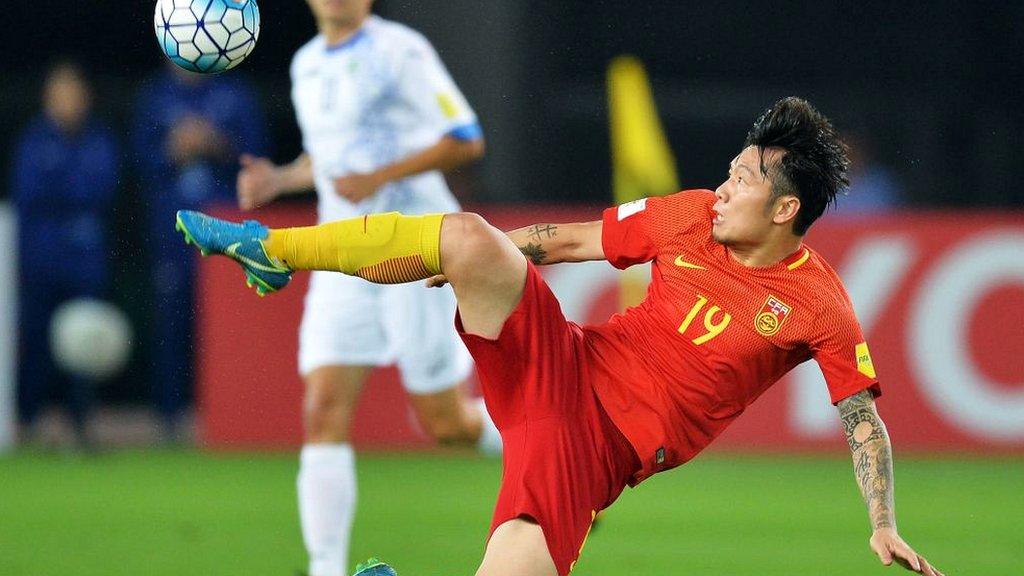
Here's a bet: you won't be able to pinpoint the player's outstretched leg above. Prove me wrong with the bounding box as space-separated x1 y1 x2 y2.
351 558 397 576
260 210 525 338
175 210 292 296
174 210 528 337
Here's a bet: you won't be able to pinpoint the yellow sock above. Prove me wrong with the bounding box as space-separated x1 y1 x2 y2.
262 212 444 284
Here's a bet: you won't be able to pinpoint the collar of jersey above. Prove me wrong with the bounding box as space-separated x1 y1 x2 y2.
324 27 367 53
719 243 809 276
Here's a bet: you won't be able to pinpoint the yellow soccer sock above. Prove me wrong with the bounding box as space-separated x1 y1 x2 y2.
262 212 444 284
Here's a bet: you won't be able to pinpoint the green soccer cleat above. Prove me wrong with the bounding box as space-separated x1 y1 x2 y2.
175 210 292 296
352 558 397 576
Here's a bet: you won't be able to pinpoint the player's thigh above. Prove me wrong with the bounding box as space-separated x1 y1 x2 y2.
476 518 558 576
440 213 527 340
299 275 390 441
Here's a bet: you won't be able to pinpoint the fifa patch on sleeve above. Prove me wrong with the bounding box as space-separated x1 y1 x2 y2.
436 93 460 119
617 198 647 221
855 342 876 379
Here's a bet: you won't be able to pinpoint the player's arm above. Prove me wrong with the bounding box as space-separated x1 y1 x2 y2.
506 221 604 265
426 220 602 288
837 390 943 576
379 134 484 186
237 152 314 211
336 32 486 204
333 135 484 204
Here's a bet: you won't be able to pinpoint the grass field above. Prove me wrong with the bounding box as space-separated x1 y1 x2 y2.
1 449 1020 575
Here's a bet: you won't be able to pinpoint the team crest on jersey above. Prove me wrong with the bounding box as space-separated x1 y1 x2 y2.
755 295 791 336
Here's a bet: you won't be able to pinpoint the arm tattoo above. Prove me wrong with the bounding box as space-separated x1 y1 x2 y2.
838 390 895 530
526 224 558 243
520 242 548 265
840 390 886 451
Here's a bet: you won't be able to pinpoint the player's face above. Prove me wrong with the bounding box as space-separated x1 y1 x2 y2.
712 146 780 246
306 0 372 27
44 68 91 132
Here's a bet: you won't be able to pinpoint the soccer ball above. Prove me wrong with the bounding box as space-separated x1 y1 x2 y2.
154 0 260 74
50 299 134 381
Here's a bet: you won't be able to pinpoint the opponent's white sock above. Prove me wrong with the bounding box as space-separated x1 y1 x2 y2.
475 397 503 455
298 443 356 576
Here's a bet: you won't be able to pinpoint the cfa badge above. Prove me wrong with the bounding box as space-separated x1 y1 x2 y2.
755 295 791 336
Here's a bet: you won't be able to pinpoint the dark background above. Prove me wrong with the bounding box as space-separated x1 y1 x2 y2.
1 1 1021 407
2 1 1021 206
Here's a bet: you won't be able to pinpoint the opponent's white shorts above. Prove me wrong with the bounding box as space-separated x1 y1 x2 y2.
298 270 473 395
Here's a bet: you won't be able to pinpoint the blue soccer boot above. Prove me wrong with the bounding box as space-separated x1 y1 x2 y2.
352 558 397 576
175 210 292 296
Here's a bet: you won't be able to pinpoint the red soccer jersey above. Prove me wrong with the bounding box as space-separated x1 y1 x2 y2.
587 189 880 484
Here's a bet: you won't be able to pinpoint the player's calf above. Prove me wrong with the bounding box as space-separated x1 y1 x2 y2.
409 388 482 446
263 212 444 283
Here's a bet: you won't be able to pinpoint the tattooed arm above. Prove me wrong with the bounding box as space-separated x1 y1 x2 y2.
505 221 604 265
840 390 895 530
425 221 604 288
838 390 943 576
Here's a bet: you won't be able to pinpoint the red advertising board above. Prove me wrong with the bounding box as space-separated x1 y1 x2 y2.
197 203 1024 452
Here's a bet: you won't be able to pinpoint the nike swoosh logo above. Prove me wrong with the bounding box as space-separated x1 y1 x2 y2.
674 256 706 270
225 242 287 274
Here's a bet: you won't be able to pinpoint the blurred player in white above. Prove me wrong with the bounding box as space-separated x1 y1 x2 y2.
235 2 500 575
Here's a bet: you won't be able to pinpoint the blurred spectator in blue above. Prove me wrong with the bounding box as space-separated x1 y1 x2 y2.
132 64 267 439
833 132 905 215
10 61 120 448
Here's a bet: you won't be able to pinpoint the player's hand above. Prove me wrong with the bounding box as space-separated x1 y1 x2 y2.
425 274 449 288
869 528 943 576
333 171 386 203
237 154 282 210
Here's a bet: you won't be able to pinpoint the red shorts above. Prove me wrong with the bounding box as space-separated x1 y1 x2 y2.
457 262 640 575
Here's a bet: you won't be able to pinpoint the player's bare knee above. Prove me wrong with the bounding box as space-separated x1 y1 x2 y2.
423 417 470 446
303 386 353 442
441 213 521 283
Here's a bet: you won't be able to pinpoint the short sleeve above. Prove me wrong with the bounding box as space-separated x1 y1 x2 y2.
393 33 480 140
601 190 716 269
602 197 658 269
811 298 882 404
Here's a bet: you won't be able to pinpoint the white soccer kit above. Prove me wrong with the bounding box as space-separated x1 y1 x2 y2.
290 16 478 391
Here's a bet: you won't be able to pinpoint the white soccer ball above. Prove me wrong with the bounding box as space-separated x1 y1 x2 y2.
50 299 134 381
154 0 261 74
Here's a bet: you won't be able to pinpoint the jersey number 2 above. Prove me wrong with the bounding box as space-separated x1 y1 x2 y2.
678 294 731 345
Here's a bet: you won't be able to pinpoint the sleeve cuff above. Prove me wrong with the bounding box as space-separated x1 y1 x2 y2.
445 122 483 141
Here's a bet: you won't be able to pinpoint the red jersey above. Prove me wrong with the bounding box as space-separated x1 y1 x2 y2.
587 189 880 483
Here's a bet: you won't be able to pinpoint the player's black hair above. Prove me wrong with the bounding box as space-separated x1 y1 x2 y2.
744 97 849 236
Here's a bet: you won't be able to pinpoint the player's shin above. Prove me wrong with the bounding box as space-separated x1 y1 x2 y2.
263 212 444 284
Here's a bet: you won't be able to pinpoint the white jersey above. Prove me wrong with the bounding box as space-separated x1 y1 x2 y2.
290 15 480 222
290 16 477 385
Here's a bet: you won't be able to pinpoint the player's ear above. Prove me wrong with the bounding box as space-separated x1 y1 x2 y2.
772 195 800 226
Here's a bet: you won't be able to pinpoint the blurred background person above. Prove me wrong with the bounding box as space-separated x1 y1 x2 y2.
233 1 498 575
132 63 267 440
832 131 905 215
10 60 120 449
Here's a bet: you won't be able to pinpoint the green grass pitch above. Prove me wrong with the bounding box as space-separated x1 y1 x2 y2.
1 450 1020 575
